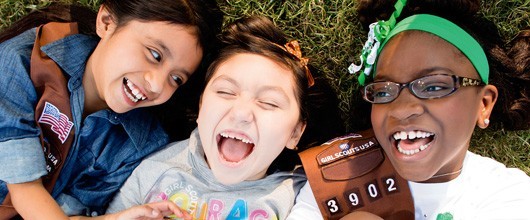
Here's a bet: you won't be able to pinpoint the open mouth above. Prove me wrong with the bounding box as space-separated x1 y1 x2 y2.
123 77 147 103
217 132 255 164
392 130 434 156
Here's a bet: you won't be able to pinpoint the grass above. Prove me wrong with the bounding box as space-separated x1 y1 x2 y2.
1 0 529 174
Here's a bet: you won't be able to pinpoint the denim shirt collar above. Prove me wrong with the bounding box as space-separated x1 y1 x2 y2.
40 34 158 151
116 109 157 150
41 34 98 91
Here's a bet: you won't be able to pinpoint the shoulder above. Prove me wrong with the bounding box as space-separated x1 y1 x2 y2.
262 167 308 199
142 138 191 164
125 138 192 188
464 151 530 182
0 29 39 120
462 151 530 201
0 28 36 54
0 28 36 72
132 131 199 175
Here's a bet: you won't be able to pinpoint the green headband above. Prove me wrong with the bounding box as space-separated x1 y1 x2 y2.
349 0 489 85
379 14 489 84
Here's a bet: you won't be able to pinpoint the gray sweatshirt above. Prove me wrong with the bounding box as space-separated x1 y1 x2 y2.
107 129 306 219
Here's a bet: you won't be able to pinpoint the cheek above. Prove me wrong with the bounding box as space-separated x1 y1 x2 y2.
433 97 477 123
197 98 222 129
160 87 178 102
370 106 386 127
261 115 298 146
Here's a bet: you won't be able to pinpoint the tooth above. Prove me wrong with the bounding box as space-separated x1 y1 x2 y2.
393 133 400 140
124 87 138 102
400 131 407 140
132 88 140 96
408 131 416 139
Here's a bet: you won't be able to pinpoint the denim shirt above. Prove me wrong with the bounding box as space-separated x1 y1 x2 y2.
0 27 170 215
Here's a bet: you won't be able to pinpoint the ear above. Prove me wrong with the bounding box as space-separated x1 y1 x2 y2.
286 121 307 150
96 5 117 38
196 95 204 124
477 85 498 129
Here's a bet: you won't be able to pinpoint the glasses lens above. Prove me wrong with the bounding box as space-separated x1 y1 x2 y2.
411 74 456 99
364 82 399 103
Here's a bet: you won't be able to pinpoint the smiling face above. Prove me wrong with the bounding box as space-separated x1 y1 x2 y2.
197 53 306 185
83 7 203 114
371 31 493 183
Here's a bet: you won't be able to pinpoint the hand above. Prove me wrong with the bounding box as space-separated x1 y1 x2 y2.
112 201 191 220
339 211 383 220
7 179 69 220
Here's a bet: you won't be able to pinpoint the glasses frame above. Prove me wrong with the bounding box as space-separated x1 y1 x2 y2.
362 74 485 104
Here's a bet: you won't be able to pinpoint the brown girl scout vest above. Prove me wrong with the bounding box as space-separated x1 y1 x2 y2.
299 129 415 220
0 22 77 219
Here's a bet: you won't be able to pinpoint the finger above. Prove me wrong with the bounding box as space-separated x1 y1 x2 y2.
146 201 190 219
116 205 163 220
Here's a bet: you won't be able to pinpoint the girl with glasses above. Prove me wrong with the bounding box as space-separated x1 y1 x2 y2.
289 0 530 219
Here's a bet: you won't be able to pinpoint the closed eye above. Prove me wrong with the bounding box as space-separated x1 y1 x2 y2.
258 101 279 109
216 89 236 97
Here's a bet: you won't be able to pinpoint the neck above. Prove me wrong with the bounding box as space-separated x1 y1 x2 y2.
423 168 463 183
82 55 107 117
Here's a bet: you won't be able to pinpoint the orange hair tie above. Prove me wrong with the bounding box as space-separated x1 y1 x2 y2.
279 40 315 88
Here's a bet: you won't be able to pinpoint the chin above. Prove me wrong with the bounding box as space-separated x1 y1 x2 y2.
214 173 244 185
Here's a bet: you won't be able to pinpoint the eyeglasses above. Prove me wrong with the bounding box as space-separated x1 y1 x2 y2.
363 74 485 104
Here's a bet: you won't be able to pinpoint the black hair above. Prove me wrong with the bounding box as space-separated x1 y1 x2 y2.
356 0 530 130
0 0 224 140
205 16 345 173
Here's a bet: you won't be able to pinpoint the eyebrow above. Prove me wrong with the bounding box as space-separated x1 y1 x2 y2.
375 67 455 82
257 86 291 104
212 75 291 103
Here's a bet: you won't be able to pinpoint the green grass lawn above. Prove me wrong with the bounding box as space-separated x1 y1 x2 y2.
1 0 528 174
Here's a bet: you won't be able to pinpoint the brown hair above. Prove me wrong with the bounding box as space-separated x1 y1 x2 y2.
206 16 345 172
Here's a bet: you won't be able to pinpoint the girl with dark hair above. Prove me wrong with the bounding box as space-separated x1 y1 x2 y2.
0 0 222 218
105 15 344 219
289 0 530 219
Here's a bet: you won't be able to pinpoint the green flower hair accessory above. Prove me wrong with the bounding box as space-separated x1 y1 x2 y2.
349 0 407 86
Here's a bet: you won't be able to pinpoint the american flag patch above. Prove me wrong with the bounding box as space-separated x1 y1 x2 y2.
38 102 74 144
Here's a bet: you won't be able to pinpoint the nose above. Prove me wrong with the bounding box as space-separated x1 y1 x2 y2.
144 70 167 95
230 96 254 125
388 88 425 121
